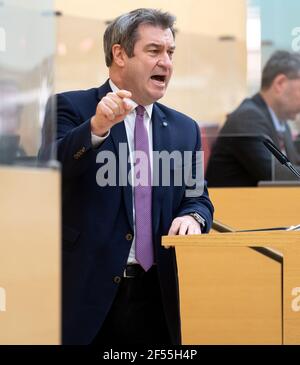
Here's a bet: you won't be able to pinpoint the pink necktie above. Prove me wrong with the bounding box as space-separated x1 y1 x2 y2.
134 105 154 271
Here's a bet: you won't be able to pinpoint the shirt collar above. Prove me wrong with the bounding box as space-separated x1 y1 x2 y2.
267 106 286 133
109 79 153 119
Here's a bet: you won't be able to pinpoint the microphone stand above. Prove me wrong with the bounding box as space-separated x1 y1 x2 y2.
263 138 300 180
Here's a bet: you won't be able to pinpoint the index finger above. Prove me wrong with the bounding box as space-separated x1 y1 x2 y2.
116 90 132 99
168 219 181 236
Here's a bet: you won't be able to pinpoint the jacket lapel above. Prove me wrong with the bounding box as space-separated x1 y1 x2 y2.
110 123 133 231
253 93 281 146
98 80 134 231
97 80 112 102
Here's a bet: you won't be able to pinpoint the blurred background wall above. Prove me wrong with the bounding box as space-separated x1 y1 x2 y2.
54 0 247 125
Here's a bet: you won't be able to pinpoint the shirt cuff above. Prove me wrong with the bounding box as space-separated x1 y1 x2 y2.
91 129 110 148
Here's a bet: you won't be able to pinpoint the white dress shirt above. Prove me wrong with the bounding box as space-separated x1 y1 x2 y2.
267 106 286 134
268 106 287 154
91 80 154 264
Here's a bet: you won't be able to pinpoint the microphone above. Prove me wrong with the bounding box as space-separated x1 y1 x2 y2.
263 138 300 179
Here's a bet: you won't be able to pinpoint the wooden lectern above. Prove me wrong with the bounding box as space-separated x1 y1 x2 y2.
162 231 300 345
162 187 300 345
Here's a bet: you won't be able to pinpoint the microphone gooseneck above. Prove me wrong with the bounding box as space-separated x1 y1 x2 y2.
263 138 300 179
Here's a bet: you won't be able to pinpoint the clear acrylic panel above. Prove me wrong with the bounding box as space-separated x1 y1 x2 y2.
204 131 300 186
55 10 246 125
54 11 248 188
0 0 55 166
247 0 300 137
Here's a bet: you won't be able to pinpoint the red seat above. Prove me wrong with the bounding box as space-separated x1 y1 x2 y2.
198 123 219 175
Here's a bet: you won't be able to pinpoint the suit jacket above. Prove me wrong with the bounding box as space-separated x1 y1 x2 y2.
40 80 214 345
206 93 300 187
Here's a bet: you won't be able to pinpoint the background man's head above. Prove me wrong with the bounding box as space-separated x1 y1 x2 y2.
261 50 300 120
103 8 176 105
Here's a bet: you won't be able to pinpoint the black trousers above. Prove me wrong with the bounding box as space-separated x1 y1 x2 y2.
91 265 171 345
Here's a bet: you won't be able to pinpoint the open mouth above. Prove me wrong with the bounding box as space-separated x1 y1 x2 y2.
150 75 166 83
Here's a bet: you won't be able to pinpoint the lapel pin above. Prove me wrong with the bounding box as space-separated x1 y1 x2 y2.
162 121 168 127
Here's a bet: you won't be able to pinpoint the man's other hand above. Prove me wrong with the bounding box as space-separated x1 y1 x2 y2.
168 215 202 236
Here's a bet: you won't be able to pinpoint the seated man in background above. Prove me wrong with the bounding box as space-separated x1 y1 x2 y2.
206 50 300 187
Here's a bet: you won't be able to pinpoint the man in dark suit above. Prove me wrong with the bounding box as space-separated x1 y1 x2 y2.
206 51 300 187
40 8 213 345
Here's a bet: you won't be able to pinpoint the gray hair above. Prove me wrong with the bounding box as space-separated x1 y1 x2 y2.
103 8 176 67
261 50 300 90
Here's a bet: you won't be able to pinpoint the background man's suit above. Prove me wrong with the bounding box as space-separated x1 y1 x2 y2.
41 80 214 344
206 93 300 187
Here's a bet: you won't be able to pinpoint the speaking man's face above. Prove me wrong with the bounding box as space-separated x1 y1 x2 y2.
121 24 175 106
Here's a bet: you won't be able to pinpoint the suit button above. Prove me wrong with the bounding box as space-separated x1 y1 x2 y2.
125 233 133 241
113 276 122 284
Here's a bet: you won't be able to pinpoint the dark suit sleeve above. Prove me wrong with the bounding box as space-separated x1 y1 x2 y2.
175 121 214 232
39 93 107 180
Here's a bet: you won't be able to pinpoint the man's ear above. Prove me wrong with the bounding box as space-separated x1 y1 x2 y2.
111 44 126 67
273 73 288 94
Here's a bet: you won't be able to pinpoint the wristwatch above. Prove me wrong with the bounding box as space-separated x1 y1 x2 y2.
189 212 206 228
